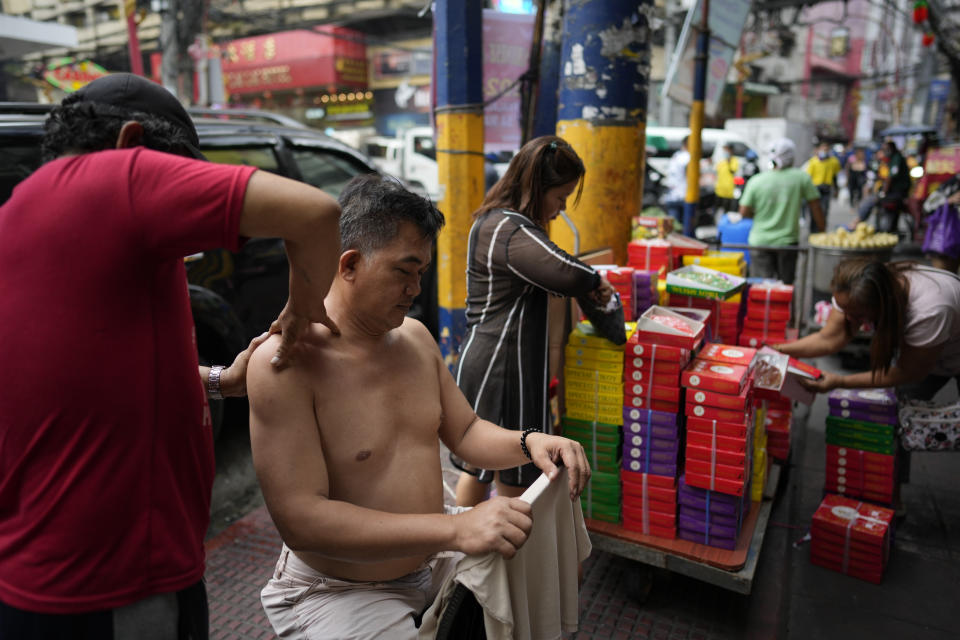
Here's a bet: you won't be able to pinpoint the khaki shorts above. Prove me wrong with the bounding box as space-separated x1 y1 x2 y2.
261 507 467 640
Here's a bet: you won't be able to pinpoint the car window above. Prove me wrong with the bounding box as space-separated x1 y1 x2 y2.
290 148 370 198
202 146 281 172
413 135 436 161
0 143 43 205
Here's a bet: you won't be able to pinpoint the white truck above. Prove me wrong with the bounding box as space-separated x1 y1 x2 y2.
362 126 440 201
722 118 814 170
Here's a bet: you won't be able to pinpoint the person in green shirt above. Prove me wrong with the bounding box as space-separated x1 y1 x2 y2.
739 138 825 284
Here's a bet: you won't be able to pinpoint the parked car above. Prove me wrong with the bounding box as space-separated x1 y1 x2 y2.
0 104 439 438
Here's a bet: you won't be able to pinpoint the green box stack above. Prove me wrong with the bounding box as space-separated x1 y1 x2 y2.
561 416 622 474
825 416 897 456
580 469 622 523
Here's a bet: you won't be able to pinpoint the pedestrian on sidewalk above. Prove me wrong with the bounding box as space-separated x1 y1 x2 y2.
664 134 693 235
247 174 592 639
451 135 614 507
739 138 824 284
805 141 842 229
714 142 739 214
847 147 868 208
0 74 342 638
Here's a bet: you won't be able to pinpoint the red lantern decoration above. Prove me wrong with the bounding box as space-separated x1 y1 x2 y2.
913 0 929 23
922 32 935 47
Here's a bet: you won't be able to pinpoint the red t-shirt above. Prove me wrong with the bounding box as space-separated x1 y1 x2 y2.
0 148 256 613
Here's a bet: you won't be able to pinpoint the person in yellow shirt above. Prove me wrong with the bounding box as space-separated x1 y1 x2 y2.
714 142 739 213
806 141 842 227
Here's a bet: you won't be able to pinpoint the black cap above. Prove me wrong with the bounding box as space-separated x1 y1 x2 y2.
72 73 204 160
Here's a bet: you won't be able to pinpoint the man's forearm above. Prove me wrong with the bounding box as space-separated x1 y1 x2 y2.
276 497 457 561
453 419 529 470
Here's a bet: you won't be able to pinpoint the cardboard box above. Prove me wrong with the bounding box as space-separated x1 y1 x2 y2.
566 406 623 425
826 445 896 474
622 503 677 528
666 265 746 301
685 457 746 481
623 458 678 476
623 431 680 452
678 505 740 528
743 316 789 333
623 394 680 413
621 468 677 489
568 322 626 351
564 366 621 386
681 359 750 395
634 306 706 350
682 251 746 268
624 335 690 362
562 424 620 446
748 282 794 303
624 367 682 387
566 356 624 375
829 407 898 425
561 416 620 433
828 388 897 414
685 401 750 424
624 382 681 403
685 471 746 496
565 344 624 363
622 515 676 539
686 443 746 467
624 447 678 467
686 416 750 439
624 356 685 376
687 384 752 411
623 407 679 427
678 513 740 539
565 377 624 397
565 388 622 406
677 491 742 517
686 429 748 453
697 343 757 368
811 494 894 547
738 332 781 349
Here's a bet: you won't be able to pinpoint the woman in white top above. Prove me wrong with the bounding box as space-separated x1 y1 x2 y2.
774 259 960 398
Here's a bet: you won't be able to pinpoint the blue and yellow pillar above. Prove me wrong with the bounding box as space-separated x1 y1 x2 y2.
553 2 653 265
682 0 710 237
434 0 484 366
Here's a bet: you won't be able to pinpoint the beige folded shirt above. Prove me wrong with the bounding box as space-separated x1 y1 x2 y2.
418 468 592 640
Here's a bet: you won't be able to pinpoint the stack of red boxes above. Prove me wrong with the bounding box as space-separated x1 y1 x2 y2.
597 266 635 322
668 296 743 344
627 239 672 278
620 307 702 539
762 396 793 462
666 232 708 270
824 388 899 505
739 282 793 348
680 346 756 504
810 494 895 584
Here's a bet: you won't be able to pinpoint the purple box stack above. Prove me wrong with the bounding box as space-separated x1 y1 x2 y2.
621 408 680 477
677 475 751 550
632 270 659 318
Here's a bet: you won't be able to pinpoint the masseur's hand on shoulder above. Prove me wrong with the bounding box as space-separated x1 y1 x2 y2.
526 433 591 500
218 331 273 397
453 497 533 558
268 296 339 368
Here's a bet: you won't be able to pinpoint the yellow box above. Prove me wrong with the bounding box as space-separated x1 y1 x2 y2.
565 355 625 374
564 366 622 386
566 406 623 424
565 377 624 397
682 251 745 267
565 344 623 364
565 389 623 407
568 324 625 351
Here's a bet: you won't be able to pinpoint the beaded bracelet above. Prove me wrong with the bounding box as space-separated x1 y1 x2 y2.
520 428 539 460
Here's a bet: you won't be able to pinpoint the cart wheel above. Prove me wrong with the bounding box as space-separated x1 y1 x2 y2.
625 562 654 603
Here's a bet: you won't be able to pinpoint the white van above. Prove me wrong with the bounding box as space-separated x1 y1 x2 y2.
645 126 754 178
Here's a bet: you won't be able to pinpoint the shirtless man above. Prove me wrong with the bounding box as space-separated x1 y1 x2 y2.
248 174 591 639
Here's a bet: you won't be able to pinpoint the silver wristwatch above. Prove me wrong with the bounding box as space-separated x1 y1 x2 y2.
207 365 225 400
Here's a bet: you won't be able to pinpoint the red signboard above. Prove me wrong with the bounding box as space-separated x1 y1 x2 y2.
221 27 367 94
482 10 535 152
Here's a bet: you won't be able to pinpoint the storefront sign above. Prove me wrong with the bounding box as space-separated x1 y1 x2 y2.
43 57 107 92
222 28 367 94
483 10 535 152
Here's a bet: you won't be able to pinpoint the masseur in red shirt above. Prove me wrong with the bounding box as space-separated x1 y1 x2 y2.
0 74 341 638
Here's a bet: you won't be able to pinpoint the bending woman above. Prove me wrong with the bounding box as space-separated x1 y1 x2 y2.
452 135 613 505
774 259 960 399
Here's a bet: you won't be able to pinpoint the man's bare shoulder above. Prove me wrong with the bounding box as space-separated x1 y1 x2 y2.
248 327 335 393
399 316 441 351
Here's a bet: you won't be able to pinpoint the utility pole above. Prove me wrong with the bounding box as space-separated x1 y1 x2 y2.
156 0 205 101
660 0 675 126
434 0 484 366
530 0 564 140
553 1 653 265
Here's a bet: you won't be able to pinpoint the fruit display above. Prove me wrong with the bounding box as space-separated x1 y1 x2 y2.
808 223 898 249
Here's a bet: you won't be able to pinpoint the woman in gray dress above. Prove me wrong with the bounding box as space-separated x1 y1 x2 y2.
452 135 613 505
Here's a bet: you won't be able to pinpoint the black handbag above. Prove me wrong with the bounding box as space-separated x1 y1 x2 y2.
576 291 627 345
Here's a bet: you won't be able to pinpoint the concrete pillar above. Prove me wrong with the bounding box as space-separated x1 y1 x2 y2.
553 0 653 265
434 0 484 367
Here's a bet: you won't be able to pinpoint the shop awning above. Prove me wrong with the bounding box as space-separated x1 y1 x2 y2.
0 15 78 59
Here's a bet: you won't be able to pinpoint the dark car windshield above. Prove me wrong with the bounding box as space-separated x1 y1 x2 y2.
290 147 372 198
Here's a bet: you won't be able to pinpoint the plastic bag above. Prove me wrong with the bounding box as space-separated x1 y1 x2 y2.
922 203 960 258
898 399 960 451
576 291 627 345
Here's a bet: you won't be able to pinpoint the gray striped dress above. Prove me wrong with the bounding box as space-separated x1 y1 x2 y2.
452 208 601 487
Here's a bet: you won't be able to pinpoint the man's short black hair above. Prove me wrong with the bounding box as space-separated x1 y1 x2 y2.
41 101 197 163
338 174 445 255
